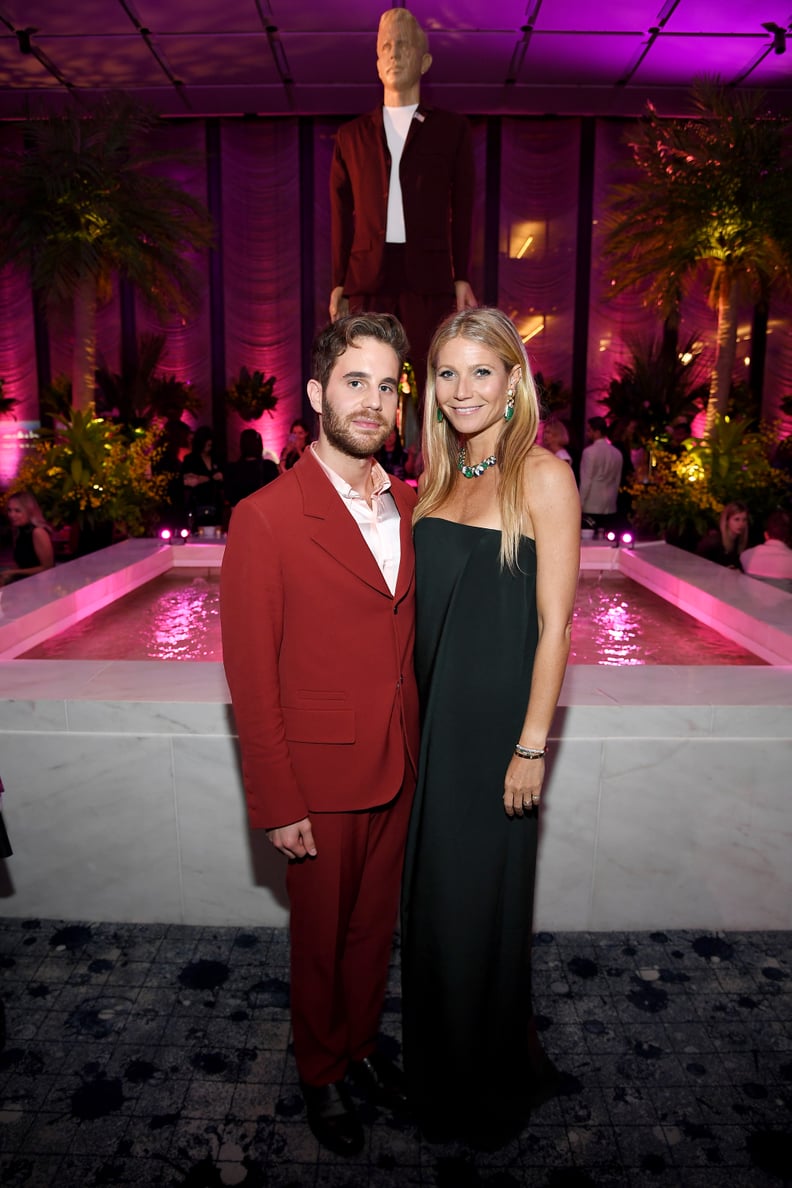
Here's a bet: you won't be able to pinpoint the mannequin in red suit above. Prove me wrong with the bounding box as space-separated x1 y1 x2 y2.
221 313 419 1157
329 8 477 400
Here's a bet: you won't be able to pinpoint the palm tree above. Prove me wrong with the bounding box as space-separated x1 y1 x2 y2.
603 79 792 434
0 95 213 411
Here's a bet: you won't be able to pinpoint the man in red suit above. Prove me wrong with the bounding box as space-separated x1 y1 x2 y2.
329 8 476 398
221 313 419 1156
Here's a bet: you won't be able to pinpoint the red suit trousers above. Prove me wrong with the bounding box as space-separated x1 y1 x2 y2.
286 777 414 1086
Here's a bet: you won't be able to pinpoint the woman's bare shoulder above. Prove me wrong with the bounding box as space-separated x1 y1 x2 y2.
524 446 578 499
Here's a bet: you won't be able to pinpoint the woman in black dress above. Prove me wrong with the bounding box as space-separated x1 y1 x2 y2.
181 426 225 528
696 501 749 569
1 491 54 585
401 308 580 1149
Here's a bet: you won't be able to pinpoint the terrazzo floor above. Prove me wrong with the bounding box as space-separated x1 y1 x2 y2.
0 919 790 1187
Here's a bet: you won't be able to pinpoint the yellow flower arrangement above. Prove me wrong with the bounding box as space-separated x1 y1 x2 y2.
8 408 168 536
629 417 791 540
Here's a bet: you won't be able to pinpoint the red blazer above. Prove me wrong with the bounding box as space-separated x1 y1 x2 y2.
221 449 419 831
330 104 474 298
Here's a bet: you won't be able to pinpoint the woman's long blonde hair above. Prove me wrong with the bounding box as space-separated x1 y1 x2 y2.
719 500 749 555
414 307 541 570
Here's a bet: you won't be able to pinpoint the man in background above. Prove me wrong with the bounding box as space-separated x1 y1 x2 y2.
579 416 624 532
741 509 792 590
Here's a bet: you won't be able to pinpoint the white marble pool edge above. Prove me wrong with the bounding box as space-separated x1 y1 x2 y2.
1 538 790 932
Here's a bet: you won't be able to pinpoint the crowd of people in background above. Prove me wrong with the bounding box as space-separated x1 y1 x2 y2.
0 314 786 573
2 402 791 594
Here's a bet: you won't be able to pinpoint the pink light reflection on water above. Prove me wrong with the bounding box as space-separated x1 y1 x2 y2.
22 569 767 666
571 573 765 666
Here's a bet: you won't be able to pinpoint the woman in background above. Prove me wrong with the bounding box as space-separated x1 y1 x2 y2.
541 419 573 464
182 426 225 527
279 418 311 473
225 428 279 507
1 491 54 585
697 501 749 569
401 308 580 1149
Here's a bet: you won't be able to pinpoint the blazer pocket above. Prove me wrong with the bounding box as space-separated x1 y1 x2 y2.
283 706 355 744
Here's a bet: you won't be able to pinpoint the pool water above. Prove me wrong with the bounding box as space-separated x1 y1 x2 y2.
21 568 766 666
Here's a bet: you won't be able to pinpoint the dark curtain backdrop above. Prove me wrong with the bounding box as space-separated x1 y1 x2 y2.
1 112 790 485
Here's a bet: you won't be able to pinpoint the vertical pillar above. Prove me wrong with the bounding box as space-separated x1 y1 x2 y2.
750 303 768 420
483 117 501 307
571 117 596 445
205 118 227 457
299 117 315 420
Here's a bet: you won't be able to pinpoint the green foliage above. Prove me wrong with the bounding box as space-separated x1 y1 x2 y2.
225 367 278 422
604 79 792 319
629 416 791 540
603 78 792 422
0 376 18 418
95 333 202 425
534 372 573 418
601 336 709 447
9 405 167 534
0 95 214 314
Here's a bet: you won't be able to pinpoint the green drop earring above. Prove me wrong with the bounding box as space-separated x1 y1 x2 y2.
504 388 515 422
436 407 444 423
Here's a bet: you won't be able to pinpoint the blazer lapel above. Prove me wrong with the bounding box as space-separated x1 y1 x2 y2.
296 451 392 597
404 103 431 154
391 482 416 604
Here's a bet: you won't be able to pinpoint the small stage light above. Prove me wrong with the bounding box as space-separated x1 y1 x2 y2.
159 528 172 540
180 528 190 539
621 531 634 547
606 530 617 546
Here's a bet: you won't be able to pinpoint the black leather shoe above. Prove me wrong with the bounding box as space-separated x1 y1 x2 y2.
301 1080 364 1156
348 1052 409 1113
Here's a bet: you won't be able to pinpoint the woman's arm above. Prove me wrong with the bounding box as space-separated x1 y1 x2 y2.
503 454 580 817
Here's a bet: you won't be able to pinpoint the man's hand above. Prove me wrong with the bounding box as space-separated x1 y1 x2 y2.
266 817 318 859
329 287 349 323
454 280 477 311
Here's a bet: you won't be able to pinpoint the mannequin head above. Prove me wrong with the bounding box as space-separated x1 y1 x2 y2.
376 9 432 104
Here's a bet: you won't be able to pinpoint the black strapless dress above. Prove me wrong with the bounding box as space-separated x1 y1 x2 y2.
401 518 560 1148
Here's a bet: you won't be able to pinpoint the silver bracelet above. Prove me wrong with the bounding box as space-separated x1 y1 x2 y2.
514 743 547 760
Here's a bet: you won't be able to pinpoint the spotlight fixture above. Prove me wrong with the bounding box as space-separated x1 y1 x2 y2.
159 528 172 540
762 21 787 54
605 531 635 549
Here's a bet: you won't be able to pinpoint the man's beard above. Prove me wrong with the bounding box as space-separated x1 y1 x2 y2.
321 394 393 459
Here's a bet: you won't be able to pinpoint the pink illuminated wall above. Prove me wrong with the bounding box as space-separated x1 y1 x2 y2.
133 123 212 425
1 112 790 489
221 121 302 462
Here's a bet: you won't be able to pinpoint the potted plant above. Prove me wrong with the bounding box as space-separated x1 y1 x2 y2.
627 415 791 544
600 336 709 450
8 405 168 554
0 377 19 419
95 333 203 427
225 367 278 422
